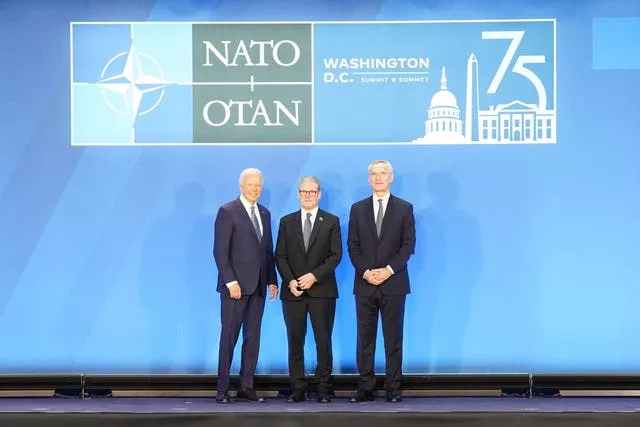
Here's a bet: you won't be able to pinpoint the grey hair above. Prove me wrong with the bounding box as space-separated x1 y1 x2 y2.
368 160 393 175
299 175 321 191
238 168 264 185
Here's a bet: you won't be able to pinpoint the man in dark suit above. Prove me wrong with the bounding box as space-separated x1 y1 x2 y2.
347 160 416 403
275 176 342 403
213 168 278 404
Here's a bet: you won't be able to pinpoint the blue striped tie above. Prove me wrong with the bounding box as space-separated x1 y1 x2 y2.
250 206 262 241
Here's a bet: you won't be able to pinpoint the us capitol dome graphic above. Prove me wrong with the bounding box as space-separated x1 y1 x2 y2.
413 66 465 144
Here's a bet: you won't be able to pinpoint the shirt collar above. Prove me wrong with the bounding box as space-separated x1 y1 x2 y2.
239 195 257 210
301 206 319 218
372 192 391 204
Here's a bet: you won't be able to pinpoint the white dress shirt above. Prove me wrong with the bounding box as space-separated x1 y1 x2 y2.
226 195 263 289
239 194 263 235
372 192 391 223
365 192 394 277
301 206 319 230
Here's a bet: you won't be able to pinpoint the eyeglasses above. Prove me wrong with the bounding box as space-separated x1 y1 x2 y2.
299 190 319 197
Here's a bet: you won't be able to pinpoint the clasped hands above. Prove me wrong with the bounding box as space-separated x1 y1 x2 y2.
364 268 392 286
288 273 317 297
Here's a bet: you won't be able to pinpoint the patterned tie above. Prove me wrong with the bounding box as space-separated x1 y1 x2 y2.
250 205 262 241
303 212 312 251
376 199 384 238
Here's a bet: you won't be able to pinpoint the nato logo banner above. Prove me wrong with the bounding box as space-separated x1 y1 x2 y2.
70 20 555 146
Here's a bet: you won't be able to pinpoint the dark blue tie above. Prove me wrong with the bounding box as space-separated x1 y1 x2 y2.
303 212 312 251
250 205 262 241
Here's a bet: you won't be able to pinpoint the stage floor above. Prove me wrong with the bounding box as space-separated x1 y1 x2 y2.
2 397 640 427
1 396 640 413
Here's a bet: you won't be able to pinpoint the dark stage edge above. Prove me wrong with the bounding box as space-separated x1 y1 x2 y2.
2 397 640 427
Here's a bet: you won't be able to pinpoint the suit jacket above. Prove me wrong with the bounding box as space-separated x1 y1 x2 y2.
347 194 416 296
275 209 342 300
213 198 277 296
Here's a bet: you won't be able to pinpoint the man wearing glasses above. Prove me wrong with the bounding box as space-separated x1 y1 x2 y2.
275 176 342 403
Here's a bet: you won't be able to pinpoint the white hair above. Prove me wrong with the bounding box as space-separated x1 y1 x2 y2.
368 160 393 175
238 168 264 185
299 175 321 191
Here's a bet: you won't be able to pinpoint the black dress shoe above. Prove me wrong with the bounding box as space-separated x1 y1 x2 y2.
216 392 230 404
287 389 306 403
349 390 375 403
236 388 265 402
386 390 402 402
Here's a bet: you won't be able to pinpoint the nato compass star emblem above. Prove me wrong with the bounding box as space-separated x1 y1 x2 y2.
98 44 167 123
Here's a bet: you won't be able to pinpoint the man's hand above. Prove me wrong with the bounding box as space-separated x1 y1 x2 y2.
371 268 392 284
228 283 242 300
363 270 381 286
297 273 317 290
362 270 377 286
289 280 303 297
364 268 392 286
268 284 279 301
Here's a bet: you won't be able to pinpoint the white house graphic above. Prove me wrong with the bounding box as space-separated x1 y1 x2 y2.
413 52 556 144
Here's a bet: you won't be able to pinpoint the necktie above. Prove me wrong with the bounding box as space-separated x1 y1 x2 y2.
376 199 384 237
250 205 262 241
303 212 312 251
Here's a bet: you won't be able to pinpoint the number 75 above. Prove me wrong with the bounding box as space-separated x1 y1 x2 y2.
482 30 547 110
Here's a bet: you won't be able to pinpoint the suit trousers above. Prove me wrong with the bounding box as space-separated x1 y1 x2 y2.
217 289 266 393
282 295 336 392
355 289 406 392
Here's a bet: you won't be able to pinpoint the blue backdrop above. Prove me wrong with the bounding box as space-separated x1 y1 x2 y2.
1 0 640 375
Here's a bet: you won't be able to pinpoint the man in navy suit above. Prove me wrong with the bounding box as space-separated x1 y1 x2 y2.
275 176 342 403
347 160 416 403
213 168 278 403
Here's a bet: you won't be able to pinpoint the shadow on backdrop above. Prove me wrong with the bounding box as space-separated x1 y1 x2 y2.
411 171 482 373
139 182 216 374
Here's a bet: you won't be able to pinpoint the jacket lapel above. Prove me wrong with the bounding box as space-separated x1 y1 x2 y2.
307 210 324 251
258 205 268 245
293 212 305 252
364 197 378 239
378 195 396 241
235 198 261 245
